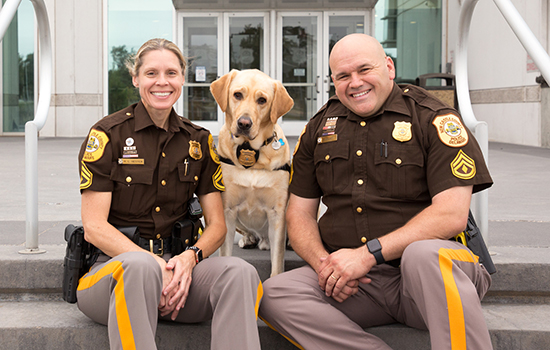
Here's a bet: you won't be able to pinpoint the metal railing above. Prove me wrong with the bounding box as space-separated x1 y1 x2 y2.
0 0 52 254
456 0 550 245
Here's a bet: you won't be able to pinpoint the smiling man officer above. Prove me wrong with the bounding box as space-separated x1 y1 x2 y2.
259 33 494 350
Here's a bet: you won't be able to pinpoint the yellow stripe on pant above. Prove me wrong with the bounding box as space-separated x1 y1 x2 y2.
438 248 479 350
78 261 136 350
254 282 264 319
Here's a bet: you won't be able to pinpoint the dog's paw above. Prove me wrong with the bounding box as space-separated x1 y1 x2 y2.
238 235 258 249
257 240 270 251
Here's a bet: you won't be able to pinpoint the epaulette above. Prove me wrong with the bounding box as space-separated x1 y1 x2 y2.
399 84 455 113
94 104 137 131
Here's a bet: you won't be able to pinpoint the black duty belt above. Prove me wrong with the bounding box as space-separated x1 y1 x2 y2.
138 236 172 256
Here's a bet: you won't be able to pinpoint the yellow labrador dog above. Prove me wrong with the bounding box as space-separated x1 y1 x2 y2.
210 69 294 277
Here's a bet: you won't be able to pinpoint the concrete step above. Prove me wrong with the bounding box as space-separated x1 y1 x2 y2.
2 244 550 301
1 300 550 350
2 243 550 349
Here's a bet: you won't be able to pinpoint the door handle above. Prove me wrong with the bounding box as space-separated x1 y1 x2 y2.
315 76 320 94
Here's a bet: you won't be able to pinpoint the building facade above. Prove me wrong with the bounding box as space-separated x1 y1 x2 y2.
1 0 549 147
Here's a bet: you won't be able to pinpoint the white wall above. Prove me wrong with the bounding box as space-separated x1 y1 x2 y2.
40 0 104 137
446 0 549 147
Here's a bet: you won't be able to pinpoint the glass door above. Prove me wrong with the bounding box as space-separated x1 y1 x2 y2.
225 13 268 73
277 12 322 135
178 12 268 134
178 13 223 133
323 12 370 102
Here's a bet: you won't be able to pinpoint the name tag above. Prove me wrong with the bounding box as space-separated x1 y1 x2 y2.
118 158 144 165
317 134 338 144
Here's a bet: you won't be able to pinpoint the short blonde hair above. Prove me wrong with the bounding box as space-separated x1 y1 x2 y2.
126 38 186 77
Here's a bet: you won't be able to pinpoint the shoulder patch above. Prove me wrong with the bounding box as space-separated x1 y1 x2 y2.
450 150 476 180
212 165 225 191
83 129 109 162
293 125 307 156
208 134 220 164
80 161 93 190
432 113 468 147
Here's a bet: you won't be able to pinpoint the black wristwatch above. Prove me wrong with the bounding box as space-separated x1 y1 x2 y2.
366 239 385 265
185 246 203 263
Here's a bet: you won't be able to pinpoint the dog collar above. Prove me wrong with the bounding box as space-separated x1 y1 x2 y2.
219 133 290 172
222 132 284 169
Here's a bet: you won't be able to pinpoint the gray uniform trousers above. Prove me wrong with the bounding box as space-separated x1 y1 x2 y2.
259 239 492 350
77 251 262 350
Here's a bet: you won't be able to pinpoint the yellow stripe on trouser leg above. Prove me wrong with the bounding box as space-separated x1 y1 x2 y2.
78 261 136 350
438 248 478 350
254 282 264 319
259 316 305 350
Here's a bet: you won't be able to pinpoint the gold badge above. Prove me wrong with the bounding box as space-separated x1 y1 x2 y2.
83 129 109 162
392 121 412 142
189 141 202 160
432 114 468 147
450 150 476 180
238 149 257 167
208 134 220 164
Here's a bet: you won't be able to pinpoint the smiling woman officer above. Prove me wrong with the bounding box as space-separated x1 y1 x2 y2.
76 38 262 350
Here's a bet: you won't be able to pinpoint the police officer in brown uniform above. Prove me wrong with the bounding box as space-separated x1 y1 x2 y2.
259 33 494 349
76 38 262 350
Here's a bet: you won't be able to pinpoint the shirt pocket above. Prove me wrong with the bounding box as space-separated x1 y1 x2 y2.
110 165 155 217
372 143 427 199
177 159 200 200
314 140 351 194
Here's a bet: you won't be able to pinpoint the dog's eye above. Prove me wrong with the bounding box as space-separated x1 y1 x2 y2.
257 97 267 105
234 92 243 100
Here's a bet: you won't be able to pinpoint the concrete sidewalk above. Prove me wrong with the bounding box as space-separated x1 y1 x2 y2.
1 136 549 248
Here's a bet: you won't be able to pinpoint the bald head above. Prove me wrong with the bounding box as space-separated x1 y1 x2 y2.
330 34 387 72
329 34 395 118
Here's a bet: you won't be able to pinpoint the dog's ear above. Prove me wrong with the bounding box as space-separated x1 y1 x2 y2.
210 70 239 113
270 80 294 124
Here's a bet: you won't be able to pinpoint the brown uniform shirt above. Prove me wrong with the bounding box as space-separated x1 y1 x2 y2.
290 83 493 252
78 101 224 240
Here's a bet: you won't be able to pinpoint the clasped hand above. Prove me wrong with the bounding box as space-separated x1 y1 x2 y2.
317 247 373 303
156 250 196 320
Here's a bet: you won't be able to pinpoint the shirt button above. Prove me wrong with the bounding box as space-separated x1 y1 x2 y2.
361 237 367 243
395 158 402 165
357 179 364 185
404 88 410 93
155 207 161 213
356 150 362 156
126 112 131 116
356 207 363 213
360 121 366 127
325 155 330 161
194 176 199 181
161 180 166 186
156 234 161 239
126 176 132 183
162 152 166 158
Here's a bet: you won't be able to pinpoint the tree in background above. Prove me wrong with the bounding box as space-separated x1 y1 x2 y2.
108 45 139 114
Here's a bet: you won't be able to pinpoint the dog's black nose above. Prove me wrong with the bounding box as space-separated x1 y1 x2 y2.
237 117 252 131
